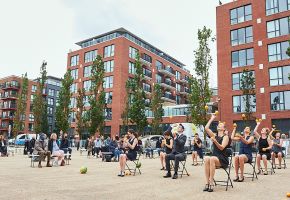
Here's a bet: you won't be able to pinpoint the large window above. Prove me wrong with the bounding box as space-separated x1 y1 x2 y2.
84 50 97 63
70 55 79 66
71 69 78 80
268 41 289 62
143 83 151 92
83 80 92 91
267 17 290 38
232 48 254 67
105 108 112 120
141 53 152 63
143 68 152 78
104 45 115 58
103 76 114 89
83 95 90 107
176 71 181 80
70 97 76 108
48 89 55 96
156 74 162 83
233 95 256 113
70 83 77 93
31 85 37 93
47 107 53 115
129 46 138 59
156 60 163 70
105 92 113 104
269 66 290 86
176 83 181 92
104 60 114 73
231 26 253 46
129 62 136 74
29 114 34 122
266 0 290 15
83 65 92 78
47 98 54 106
232 71 255 90
230 4 252 25
270 91 290 110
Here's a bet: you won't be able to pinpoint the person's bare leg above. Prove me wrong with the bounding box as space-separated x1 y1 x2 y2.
278 152 282 167
271 153 275 166
239 155 248 178
194 152 198 164
209 157 220 185
262 155 268 173
256 154 261 172
204 157 210 184
192 152 195 164
234 155 239 178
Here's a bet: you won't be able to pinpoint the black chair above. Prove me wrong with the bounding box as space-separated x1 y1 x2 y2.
281 147 287 169
125 153 142 176
242 150 258 181
169 154 189 178
214 148 234 191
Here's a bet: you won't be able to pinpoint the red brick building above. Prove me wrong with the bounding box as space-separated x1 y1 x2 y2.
67 28 192 136
217 0 290 133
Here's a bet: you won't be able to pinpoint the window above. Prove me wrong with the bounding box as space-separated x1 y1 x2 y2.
70 55 79 66
30 94 35 102
83 95 90 107
103 76 114 89
176 83 181 92
29 114 34 122
176 95 181 105
104 45 115 58
176 71 181 80
48 89 54 97
47 107 53 115
71 69 78 80
48 117 53 124
141 53 152 63
232 48 254 67
231 26 253 46
31 85 37 92
268 41 289 62
156 60 163 70
49 125 52 133
47 98 54 106
143 83 151 92
84 66 92 78
104 60 114 73
129 62 136 74
69 111 76 123
156 74 162 84
267 17 290 38
233 95 256 113
105 108 112 120
56 91 59 99
270 91 290 110
28 123 34 131
232 71 255 90
266 0 290 15
70 83 77 93
230 5 252 25
269 66 290 86
70 97 76 108
83 80 92 91
84 50 97 63
143 68 152 78
105 92 113 104
129 46 138 59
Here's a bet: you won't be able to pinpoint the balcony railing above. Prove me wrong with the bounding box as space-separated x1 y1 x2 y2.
140 58 152 66
0 93 18 99
161 93 176 103
160 80 176 90
143 70 152 80
180 88 190 95
0 104 17 109
0 115 14 120
0 82 20 90
158 66 175 77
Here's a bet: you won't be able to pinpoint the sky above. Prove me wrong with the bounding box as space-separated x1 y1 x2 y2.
0 0 232 87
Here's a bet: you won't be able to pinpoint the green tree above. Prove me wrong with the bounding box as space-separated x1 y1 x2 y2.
121 81 131 135
55 69 73 133
240 68 256 125
33 61 47 134
87 55 106 136
188 26 214 132
41 103 49 134
13 73 28 137
76 88 87 139
150 83 164 135
127 53 148 135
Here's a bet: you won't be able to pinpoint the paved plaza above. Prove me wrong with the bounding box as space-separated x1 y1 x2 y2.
0 149 290 200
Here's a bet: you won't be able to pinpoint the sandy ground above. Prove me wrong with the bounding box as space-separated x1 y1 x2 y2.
0 149 289 200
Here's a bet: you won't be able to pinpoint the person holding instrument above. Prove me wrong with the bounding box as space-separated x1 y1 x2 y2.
191 133 203 166
160 131 173 170
203 114 229 192
231 125 254 182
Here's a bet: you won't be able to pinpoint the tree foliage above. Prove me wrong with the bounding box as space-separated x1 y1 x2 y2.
121 81 131 135
150 83 163 135
76 88 87 138
55 69 73 133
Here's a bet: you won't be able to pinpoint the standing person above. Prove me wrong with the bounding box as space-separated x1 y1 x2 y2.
23 133 29 155
191 133 204 166
94 137 102 158
203 114 229 192
74 133 80 151
48 133 65 166
60 133 72 160
0 135 7 157
271 132 283 169
231 126 254 182
117 129 138 177
254 122 273 175
163 124 187 179
144 138 153 158
33 133 52 168
28 136 36 155
86 136 94 157
160 131 173 170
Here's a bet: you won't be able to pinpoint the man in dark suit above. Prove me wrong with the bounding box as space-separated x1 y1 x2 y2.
163 124 187 179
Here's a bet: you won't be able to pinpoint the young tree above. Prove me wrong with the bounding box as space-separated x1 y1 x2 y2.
127 53 148 135
150 83 164 135
188 26 214 132
41 103 49 134
87 55 106 136
240 68 256 125
76 88 87 139
33 61 47 134
13 73 28 137
121 81 131 135
55 69 73 133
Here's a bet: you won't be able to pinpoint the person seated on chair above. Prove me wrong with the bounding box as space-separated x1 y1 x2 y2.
231 125 254 182
60 133 72 160
28 136 36 155
160 131 173 170
33 133 52 168
254 122 273 175
87 136 94 157
163 124 187 179
48 133 65 166
192 133 203 166
0 135 8 157
94 137 102 158
271 132 284 169
156 136 162 156
117 129 138 177
23 133 30 155
144 138 154 158
203 114 230 192
109 136 121 161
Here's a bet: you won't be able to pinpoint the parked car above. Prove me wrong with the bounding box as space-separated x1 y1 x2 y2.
8 134 37 145
141 135 163 148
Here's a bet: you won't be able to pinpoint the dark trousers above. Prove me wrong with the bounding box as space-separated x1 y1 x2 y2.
38 151 51 164
165 153 186 174
61 148 72 158
94 147 101 156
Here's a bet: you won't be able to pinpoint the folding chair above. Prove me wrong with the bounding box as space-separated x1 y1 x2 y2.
125 153 142 176
282 147 287 169
29 154 40 168
170 154 189 178
242 150 258 181
214 148 233 191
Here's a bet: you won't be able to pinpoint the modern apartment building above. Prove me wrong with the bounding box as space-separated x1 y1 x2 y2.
67 28 192 136
217 0 290 133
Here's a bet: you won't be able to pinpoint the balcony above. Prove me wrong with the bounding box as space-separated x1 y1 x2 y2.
143 85 152 95
180 88 190 95
160 80 176 90
0 104 17 110
0 125 9 130
0 116 14 121
140 58 152 67
158 66 175 77
0 93 18 100
179 78 189 84
161 93 176 103
143 70 152 81
0 82 20 90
